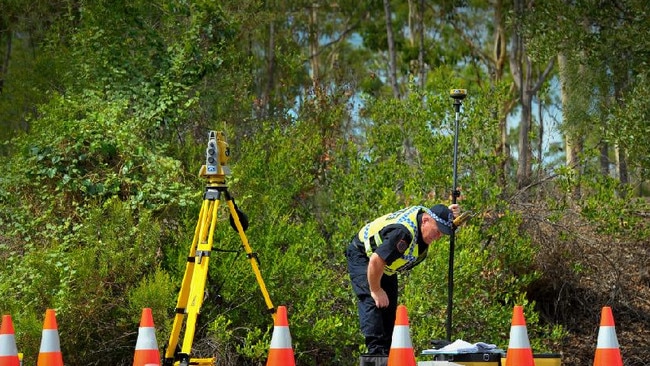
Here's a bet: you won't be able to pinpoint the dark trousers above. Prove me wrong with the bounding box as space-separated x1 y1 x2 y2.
346 240 399 355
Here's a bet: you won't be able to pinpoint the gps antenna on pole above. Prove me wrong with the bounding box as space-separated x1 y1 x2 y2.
446 88 466 341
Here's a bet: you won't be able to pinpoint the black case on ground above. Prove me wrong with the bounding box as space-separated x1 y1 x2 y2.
433 352 504 363
359 354 388 366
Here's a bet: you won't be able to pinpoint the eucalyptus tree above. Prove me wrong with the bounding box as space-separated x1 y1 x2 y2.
582 0 650 187
508 0 556 189
522 0 650 192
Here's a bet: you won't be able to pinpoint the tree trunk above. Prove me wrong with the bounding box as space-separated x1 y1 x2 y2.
383 0 400 99
615 145 628 185
0 29 12 94
510 0 554 190
309 3 320 86
517 77 534 188
558 54 575 167
407 0 415 46
599 98 610 176
612 63 629 186
493 0 509 186
537 96 544 178
599 142 610 175
509 0 530 189
558 50 585 199
418 0 425 89
258 20 276 119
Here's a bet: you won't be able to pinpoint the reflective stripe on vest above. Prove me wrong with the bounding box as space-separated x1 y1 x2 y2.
357 206 424 275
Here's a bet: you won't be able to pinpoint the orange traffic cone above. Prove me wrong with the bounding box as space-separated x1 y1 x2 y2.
266 306 295 366
133 308 160 366
0 315 20 366
37 309 64 366
387 305 416 366
504 305 535 366
593 306 623 366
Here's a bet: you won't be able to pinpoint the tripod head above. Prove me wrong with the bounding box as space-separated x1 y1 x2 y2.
201 131 231 179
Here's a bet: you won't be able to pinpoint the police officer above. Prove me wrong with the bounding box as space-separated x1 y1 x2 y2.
345 203 460 356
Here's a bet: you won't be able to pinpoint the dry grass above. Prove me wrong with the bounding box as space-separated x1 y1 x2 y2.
515 199 650 365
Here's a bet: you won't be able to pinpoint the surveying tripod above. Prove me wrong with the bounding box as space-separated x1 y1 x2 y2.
163 131 276 366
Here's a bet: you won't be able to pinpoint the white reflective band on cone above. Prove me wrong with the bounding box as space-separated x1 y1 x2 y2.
135 328 158 350
269 326 292 348
390 325 413 348
596 326 620 348
508 325 531 348
0 334 18 355
39 329 61 352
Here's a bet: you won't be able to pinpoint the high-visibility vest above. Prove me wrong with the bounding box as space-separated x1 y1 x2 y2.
357 206 427 275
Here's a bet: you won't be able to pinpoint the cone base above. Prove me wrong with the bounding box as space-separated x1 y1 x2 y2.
594 349 623 366
505 348 535 366
387 349 416 366
134 351 161 366
38 353 64 366
266 350 296 366
0 356 20 366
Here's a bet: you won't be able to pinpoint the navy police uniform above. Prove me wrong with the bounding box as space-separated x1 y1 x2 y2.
345 205 452 355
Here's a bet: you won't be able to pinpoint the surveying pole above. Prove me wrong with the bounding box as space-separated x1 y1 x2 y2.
446 89 466 342
163 131 276 366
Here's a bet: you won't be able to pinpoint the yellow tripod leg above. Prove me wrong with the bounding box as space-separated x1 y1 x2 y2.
164 198 208 364
226 197 276 321
179 193 220 365
164 180 276 365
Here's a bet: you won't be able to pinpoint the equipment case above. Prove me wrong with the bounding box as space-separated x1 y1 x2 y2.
432 352 503 366
359 354 388 366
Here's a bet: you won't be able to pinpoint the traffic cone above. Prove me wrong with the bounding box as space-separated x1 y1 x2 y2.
133 308 160 366
387 305 416 366
0 315 20 366
266 306 295 366
504 305 535 366
593 306 623 366
37 309 64 366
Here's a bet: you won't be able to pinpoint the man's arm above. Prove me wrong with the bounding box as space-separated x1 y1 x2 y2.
368 253 389 308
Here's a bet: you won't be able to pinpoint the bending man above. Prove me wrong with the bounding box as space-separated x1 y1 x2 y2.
345 203 460 356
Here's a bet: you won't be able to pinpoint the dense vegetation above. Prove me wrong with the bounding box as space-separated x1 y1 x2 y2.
0 1 648 365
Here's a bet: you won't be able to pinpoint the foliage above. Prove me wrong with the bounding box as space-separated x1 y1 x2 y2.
0 91 194 245
0 197 171 365
608 72 650 182
224 118 362 364
0 1 648 365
